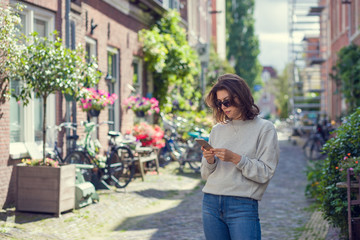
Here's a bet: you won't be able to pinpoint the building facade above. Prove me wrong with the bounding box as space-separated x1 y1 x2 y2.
0 0 215 208
319 0 360 120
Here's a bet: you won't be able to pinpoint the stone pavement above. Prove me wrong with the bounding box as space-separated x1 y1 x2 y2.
0 127 338 240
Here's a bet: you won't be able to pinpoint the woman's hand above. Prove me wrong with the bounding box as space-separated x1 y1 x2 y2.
211 148 241 165
201 146 215 164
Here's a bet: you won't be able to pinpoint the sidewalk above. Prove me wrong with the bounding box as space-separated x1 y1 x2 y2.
0 128 338 240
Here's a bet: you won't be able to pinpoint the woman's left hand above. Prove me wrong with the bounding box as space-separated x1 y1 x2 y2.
212 148 241 164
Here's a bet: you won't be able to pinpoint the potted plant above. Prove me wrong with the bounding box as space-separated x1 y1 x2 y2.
16 158 75 216
123 95 160 117
79 87 118 117
131 122 165 149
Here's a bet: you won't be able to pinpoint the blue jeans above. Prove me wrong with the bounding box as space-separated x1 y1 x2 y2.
202 193 261 240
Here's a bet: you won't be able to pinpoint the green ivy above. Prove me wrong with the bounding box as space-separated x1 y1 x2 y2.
331 44 360 113
139 10 201 112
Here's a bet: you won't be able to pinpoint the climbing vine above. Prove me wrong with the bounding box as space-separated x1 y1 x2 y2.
139 10 201 113
331 44 360 114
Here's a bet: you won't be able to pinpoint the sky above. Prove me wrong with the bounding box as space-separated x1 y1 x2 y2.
254 0 288 73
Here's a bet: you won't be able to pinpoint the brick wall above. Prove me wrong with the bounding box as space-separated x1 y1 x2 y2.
0 92 13 207
0 0 12 209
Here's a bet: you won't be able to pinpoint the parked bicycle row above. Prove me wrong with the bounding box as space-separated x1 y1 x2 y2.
44 113 210 189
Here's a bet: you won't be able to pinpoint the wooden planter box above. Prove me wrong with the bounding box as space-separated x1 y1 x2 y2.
16 164 76 216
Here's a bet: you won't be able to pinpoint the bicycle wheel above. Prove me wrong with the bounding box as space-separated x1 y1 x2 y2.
64 151 92 182
107 147 135 188
186 148 203 173
309 139 326 160
303 138 314 160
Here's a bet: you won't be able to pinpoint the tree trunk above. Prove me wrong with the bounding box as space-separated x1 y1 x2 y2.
42 94 47 163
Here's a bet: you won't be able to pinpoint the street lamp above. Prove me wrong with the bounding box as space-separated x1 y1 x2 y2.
105 73 113 82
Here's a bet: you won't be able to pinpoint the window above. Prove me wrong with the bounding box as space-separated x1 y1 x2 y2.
9 2 55 158
107 47 120 131
132 57 143 95
85 37 97 64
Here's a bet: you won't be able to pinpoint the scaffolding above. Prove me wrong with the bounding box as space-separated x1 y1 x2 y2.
288 0 328 129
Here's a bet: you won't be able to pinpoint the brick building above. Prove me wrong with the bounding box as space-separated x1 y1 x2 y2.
319 0 360 120
0 0 214 208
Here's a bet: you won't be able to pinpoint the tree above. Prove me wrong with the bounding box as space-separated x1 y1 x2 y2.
226 0 261 91
12 32 101 162
205 42 235 89
0 3 23 113
270 65 290 119
139 10 201 113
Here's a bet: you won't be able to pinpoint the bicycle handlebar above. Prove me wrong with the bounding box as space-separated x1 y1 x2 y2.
47 122 77 131
80 121 115 135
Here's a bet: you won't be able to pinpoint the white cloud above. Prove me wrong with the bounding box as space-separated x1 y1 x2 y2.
258 33 289 43
255 0 288 72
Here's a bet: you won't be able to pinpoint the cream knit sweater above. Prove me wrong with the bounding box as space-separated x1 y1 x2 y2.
201 117 279 201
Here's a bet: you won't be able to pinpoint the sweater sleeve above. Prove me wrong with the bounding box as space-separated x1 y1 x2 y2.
200 131 217 180
236 128 279 184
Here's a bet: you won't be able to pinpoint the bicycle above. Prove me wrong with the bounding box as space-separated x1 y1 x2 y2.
303 118 335 160
64 121 136 188
178 130 208 173
46 122 78 163
158 113 207 173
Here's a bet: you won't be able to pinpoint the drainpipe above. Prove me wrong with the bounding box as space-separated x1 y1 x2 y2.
341 1 352 44
65 0 71 151
348 3 351 44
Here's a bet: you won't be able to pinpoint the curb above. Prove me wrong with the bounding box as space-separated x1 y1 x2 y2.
299 210 329 240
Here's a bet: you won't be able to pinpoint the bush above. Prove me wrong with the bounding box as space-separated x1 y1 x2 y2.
308 107 360 238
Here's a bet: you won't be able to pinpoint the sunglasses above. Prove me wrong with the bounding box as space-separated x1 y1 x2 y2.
215 99 232 108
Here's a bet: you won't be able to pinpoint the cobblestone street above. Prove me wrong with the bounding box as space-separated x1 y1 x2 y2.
0 129 335 240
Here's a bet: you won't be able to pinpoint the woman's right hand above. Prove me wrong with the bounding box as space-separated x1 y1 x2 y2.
201 146 215 164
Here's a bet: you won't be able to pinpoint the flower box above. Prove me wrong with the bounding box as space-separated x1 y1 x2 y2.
16 164 76 217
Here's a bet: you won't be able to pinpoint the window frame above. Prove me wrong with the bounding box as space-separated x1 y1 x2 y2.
107 47 120 131
132 56 143 96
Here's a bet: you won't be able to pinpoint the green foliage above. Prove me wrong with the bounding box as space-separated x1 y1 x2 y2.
0 3 24 102
205 42 235 88
306 107 360 238
12 32 101 104
11 31 101 162
139 10 201 112
225 0 261 91
305 160 325 199
331 44 360 113
269 65 290 119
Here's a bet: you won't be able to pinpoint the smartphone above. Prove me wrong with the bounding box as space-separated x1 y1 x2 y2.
195 138 213 151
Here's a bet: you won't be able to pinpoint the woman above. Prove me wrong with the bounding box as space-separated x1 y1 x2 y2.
201 73 279 240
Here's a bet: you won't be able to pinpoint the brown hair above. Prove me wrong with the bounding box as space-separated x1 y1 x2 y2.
205 73 260 123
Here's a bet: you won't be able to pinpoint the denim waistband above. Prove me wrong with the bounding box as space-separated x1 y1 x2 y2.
204 193 257 202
